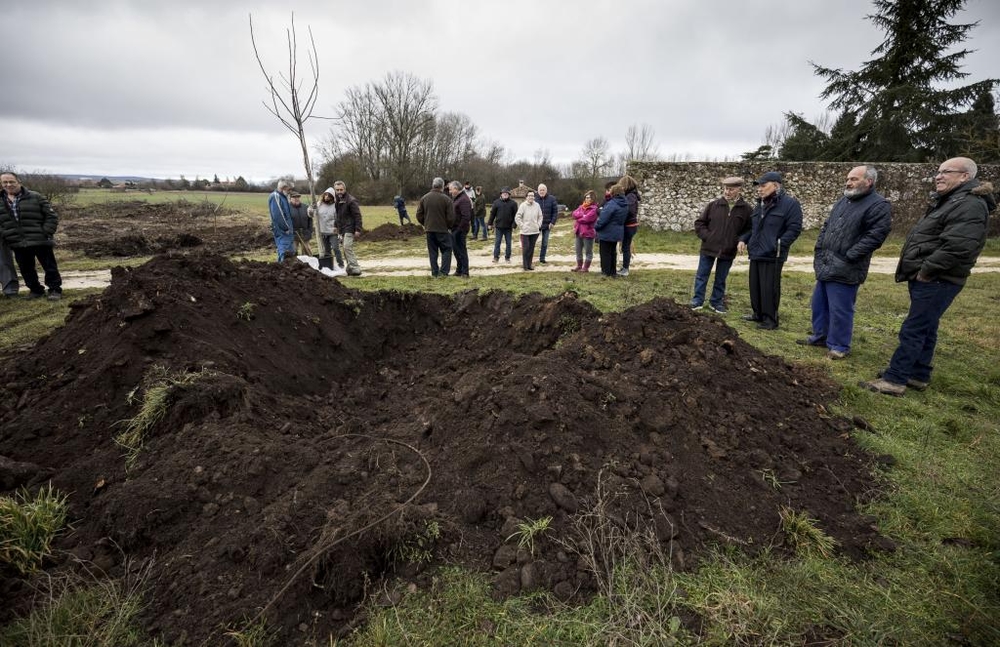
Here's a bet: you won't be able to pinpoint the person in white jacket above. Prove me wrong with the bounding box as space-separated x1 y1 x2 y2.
313 187 344 269
515 191 543 271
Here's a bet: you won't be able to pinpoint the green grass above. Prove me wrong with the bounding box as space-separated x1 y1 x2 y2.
0 484 69 575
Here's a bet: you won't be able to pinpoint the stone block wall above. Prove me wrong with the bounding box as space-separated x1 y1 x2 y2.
628 161 999 234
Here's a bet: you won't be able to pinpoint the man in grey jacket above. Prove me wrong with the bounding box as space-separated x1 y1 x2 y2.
864 157 994 396
798 166 891 359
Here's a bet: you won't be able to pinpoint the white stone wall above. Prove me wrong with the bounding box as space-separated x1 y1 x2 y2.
628 161 999 233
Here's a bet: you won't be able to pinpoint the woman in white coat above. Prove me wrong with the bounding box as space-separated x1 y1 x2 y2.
515 191 543 271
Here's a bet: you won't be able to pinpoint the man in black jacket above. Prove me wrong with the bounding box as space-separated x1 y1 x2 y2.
691 176 752 313
799 166 891 359
448 180 473 277
0 172 63 300
333 181 363 276
864 157 995 396
489 187 518 262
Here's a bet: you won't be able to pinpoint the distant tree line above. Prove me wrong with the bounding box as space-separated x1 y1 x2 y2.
318 70 661 206
749 0 999 164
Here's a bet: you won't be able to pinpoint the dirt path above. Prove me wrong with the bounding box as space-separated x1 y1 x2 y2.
59 249 1000 289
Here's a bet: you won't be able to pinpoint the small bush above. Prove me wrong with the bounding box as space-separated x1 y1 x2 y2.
0 483 69 575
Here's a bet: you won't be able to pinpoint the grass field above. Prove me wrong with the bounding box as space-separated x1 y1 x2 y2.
2 192 998 645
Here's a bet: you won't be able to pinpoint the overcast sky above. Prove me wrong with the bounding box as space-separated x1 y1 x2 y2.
4 0 999 182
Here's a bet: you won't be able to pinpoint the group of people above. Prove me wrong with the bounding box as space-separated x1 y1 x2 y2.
0 171 64 301
689 156 994 398
267 180 363 276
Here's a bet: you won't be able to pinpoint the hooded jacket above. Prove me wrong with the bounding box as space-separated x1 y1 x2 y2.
595 195 628 243
0 188 58 248
895 179 995 286
316 188 338 234
813 189 891 285
740 190 803 262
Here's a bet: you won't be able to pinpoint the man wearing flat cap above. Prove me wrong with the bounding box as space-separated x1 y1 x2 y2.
489 187 518 263
690 176 753 313
737 171 803 329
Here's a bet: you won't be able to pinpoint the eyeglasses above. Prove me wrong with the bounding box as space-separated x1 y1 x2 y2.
936 169 966 176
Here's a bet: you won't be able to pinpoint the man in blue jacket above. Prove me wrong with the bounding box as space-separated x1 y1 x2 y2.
738 171 803 330
863 157 994 396
536 183 559 264
798 166 891 359
268 179 295 262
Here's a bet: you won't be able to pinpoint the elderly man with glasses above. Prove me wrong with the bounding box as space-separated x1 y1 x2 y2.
863 157 995 396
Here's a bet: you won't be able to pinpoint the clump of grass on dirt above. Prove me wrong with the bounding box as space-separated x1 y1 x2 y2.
0 557 153 646
779 506 838 558
0 484 68 575
115 365 217 467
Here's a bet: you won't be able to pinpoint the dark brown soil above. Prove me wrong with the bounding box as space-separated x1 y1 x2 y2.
58 200 272 257
362 222 424 242
0 252 886 645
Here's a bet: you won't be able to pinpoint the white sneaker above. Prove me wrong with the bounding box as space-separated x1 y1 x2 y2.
617 268 630 277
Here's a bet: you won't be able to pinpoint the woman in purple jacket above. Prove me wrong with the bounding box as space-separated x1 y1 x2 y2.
571 190 599 272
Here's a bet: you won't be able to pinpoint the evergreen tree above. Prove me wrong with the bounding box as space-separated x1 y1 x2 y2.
822 110 865 161
779 113 830 161
810 0 997 161
956 90 1000 162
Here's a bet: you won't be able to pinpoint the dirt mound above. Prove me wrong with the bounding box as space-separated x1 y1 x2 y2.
363 222 424 242
0 252 884 644
58 200 272 257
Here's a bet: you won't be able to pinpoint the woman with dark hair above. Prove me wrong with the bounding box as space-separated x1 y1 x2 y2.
515 191 543 270
617 175 640 276
570 190 598 272
594 183 628 277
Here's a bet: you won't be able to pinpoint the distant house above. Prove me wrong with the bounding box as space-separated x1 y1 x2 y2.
510 179 532 202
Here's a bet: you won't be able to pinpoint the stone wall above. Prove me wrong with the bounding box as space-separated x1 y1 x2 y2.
628 161 999 234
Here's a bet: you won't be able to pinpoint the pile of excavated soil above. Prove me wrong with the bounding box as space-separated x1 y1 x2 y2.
362 222 424 242
58 200 272 257
0 252 887 644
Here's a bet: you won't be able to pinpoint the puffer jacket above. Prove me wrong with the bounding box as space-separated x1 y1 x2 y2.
813 189 891 285
740 191 803 262
316 188 337 233
0 188 59 248
536 192 559 230
595 195 628 242
489 197 518 229
895 179 995 286
572 202 599 239
515 200 543 235
695 196 752 260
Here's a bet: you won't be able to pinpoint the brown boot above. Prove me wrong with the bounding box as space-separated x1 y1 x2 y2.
571 262 582 272
582 261 591 272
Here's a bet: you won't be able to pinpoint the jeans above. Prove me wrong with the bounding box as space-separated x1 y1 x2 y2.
493 228 512 260
691 253 733 308
472 215 488 239
452 229 469 275
883 279 963 385
319 233 344 267
397 208 411 225
0 238 17 295
273 231 295 262
574 236 594 265
12 245 61 295
539 227 551 261
809 280 860 352
621 226 638 270
426 231 453 276
521 233 539 269
342 232 361 274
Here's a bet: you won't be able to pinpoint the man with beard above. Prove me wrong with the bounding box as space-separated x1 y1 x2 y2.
798 166 891 359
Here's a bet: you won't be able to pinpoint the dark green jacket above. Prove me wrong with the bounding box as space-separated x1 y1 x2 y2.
0 188 59 248
895 180 995 286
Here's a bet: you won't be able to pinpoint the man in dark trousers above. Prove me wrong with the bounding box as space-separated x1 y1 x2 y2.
863 157 994 396
798 166 891 359
737 171 803 330
415 177 456 278
448 180 473 277
690 176 752 313
489 187 518 263
0 171 63 300
536 183 559 264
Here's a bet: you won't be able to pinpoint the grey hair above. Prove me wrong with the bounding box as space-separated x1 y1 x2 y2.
432 177 444 189
537 183 547 192
956 157 978 178
862 166 878 184
276 179 293 191
333 180 347 190
448 180 463 192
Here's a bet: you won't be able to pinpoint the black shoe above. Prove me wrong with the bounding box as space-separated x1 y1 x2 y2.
757 321 778 330
26 292 45 300
47 292 63 301
741 314 760 322
538 259 547 264
795 337 825 347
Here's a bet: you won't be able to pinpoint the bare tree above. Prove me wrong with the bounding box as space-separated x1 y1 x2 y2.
623 123 659 163
371 71 437 194
578 136 613 179
335 84 387 181
249 12 323 250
